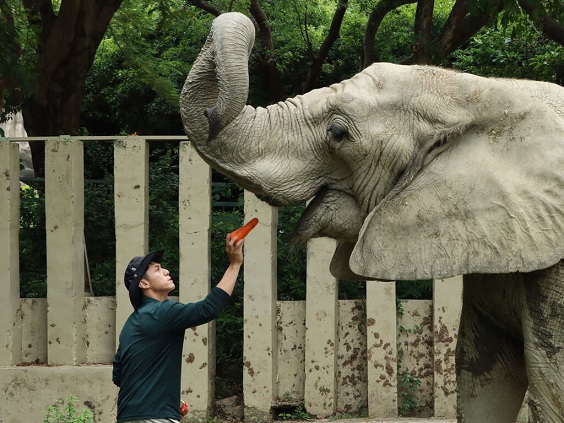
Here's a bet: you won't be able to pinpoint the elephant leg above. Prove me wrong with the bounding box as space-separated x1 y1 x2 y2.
456 275 528 423
523 261 564 423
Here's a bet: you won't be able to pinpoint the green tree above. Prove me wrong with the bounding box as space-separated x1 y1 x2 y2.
0 0 124 175
448 23 563 82
362 0 564 67
82 0 210 135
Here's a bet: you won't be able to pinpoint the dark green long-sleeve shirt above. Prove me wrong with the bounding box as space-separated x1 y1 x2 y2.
112 287 231 422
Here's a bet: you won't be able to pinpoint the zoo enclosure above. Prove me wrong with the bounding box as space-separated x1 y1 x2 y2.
0 136 462 422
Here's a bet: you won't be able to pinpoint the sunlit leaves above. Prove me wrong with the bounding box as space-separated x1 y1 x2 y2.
448 24 562 82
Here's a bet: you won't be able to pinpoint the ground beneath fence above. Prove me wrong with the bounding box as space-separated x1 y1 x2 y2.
215 397 457 423
274 419 456 423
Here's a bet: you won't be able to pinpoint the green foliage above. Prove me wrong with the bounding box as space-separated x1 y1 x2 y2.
398 370 421 416
396 300 423 416
78 0 564 136
43 395 93 423
373 5 418 63
19 184 46 298
82 0 211 135
448 24 563 83
277 405 313 421
396 280 432 300
0 1 38 122
277 205 307 301
148 144 181 288
211 205 245 397
83 142 116 296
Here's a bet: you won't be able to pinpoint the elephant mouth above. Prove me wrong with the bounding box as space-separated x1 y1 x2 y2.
256 193 286 208
256 185 364 244
292 187 365 244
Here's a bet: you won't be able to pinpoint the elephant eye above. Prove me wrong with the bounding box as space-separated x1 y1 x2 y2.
327 122 348 143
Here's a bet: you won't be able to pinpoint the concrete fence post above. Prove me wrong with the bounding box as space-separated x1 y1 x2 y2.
114 136 149 344
304 237 338 417
45 137 85 365
178 141 215 418
366 280 398 418
433 276 463 418
0 141 22 365
243 194 278 422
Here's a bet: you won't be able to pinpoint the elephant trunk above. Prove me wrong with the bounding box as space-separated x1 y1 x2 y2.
180 12 255 143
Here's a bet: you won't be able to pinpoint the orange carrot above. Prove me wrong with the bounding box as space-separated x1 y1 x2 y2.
229 218 259 241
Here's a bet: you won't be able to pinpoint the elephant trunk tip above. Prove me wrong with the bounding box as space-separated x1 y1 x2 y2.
204 106 222 141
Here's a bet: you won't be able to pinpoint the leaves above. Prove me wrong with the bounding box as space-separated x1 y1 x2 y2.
43 395 94 423
447 23 562 81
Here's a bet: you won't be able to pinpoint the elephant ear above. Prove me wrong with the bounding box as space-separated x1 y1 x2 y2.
330 241 374 281
350 102 564 281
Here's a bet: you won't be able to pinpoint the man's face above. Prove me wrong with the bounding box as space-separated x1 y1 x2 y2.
140 262 175 294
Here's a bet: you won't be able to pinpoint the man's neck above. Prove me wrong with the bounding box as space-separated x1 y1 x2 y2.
143 290 169 303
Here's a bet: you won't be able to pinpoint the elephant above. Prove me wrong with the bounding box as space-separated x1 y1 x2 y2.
180 12 564 423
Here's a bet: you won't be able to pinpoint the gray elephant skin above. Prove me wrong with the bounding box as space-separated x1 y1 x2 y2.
180 12 564 423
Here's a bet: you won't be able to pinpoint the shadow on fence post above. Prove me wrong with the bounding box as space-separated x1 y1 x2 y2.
243 193 278 422
114 136 149 345
179 141 215 418
366 280 398 418
433 276 463 418
304 237 338 417
45 136 85 365
0 141 22 365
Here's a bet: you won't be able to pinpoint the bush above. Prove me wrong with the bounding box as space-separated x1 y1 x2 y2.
43 395 93 423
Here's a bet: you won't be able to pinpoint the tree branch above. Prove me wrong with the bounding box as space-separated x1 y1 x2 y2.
302 2 312 56
440 0 502 58
185 0 222 17
363 0 417 68
1 0 24 109
403 0 502 64
0 79 4 117
0 0 23 63
249 0 273 50
411 0 434 63
22 0 55 27
302 0 348 93
0 0 16 28
248 0 284 101
517 0 564 46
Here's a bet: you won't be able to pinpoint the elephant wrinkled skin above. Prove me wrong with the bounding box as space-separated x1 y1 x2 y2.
180 12 564 423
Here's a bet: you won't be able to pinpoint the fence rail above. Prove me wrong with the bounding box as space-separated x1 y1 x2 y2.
0 136 464 422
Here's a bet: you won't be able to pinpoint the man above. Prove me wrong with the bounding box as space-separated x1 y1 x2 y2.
112 235 243 422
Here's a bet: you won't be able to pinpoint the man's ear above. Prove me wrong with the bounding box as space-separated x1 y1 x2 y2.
139 278 150 289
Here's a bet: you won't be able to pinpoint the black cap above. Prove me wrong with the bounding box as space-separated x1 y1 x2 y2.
124 250 164 309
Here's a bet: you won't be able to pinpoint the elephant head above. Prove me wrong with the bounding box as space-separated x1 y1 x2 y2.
180 12 564 282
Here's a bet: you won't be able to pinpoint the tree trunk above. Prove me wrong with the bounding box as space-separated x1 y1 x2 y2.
302 0 348 93
517 0 564 47
411 0 435 64
186 0 221 17
0 80 4 119
249 0 284 102
363 0 416 68
437 0 503 60
402 0 503 65
1 0 24 118
21 0 123 176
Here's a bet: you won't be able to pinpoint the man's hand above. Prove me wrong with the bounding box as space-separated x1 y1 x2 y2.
226 233 244 267
216 234 244 296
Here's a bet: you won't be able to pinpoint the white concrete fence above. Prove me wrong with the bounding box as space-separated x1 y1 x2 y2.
0 136 464 423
